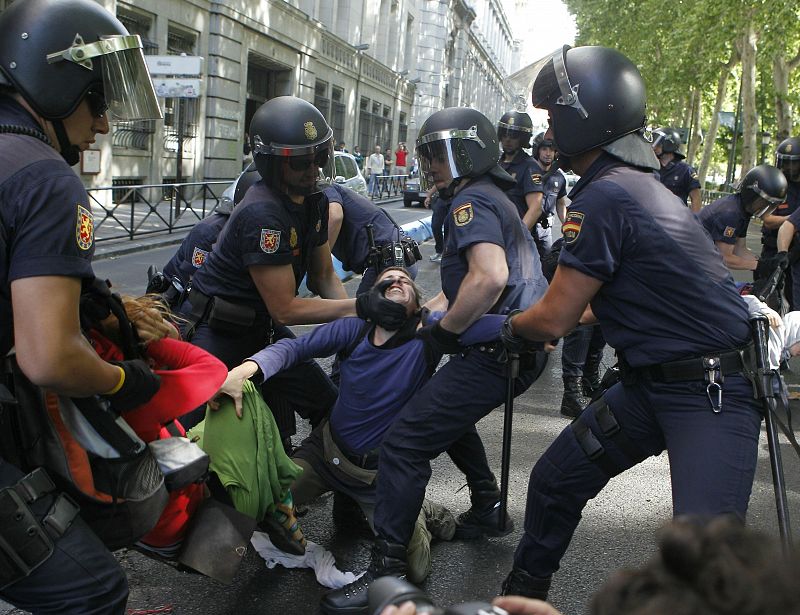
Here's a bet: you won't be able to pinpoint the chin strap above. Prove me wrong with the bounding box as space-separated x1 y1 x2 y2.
52 119 80 166
437 178 461 199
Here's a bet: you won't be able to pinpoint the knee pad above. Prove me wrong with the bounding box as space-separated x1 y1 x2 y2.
570 398 646 477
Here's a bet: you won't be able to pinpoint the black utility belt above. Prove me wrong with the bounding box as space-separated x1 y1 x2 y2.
620 343 752 383
188 289 269 334
369 237 422 271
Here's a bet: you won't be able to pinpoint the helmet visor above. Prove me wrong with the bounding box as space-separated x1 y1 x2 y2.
101 38 162 120
416 130 481 192
252 131 335 157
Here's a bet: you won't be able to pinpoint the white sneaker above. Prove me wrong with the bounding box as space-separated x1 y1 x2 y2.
429 253 442 262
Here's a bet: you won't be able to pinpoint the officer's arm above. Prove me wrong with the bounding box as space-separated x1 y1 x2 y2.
556 197 568 224
762 213 789 230
688 188 702 213
522 192 543 230
328 201 344 247
307 242 348 299
423 290 449 313
716 240 757 271
777 219 797 252
11 276 124 395
439 242 507 334
510 265 603 340
250 262 354 326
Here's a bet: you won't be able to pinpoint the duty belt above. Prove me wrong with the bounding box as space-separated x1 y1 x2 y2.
619 343 751 384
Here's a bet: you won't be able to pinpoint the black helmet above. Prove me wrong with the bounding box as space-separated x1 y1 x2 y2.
509 45 657 170
738 164 788 218
416 106 513 196
652 127 686 159
776 136 800 182
497 110 533 147
0 0 160 121
250 96 334 189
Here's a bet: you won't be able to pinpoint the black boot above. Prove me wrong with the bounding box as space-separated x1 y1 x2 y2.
560 376 589 418
320 539 407 615
501 568 552 600
581 355 603 400
454 479 514 539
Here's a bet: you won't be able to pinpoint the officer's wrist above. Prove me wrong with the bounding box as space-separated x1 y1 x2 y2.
103 365 126 396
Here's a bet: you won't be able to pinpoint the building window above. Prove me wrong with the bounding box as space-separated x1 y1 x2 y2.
163 26 199 154
331 86 345 145
314 79 330 119
399 111 408 144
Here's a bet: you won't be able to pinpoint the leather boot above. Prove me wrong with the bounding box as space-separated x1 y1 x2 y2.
454 479 514 539
501 567 552 600
320 539 407 615
581 354 603 399
560 376 589 418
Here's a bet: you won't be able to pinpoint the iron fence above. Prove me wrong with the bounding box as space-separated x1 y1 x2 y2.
700 189 733 207
87 180 231 242
369 174 409 200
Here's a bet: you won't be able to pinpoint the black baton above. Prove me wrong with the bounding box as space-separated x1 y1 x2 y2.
499 351 519 532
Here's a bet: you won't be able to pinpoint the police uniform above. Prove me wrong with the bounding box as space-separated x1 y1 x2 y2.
533 162 567 255
0 96 128 613
323 184 418 293
163 212 228 288
779 180 800 307
658 158 700 205
499 150 544 223
696 193 750 245
179 180 337 435
372 175 549 547
513 153 761 580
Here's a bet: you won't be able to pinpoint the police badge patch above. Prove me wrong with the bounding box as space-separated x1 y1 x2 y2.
76 204 93 251
290 227 298 248
260 229 281 253
531 173 542 185
562 211 584 245
192 247 208 268
453 203 474 226
304 122 318 141
723 226 735 238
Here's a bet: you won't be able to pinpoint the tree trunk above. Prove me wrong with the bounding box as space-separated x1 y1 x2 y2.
687 88 702 165
739 22 758 177
773 49 800 142
698 50 739 187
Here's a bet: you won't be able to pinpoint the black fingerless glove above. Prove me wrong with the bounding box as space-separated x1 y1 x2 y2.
104 359 161 414
355 279 408 331
416 321 462 356
500 311 529 355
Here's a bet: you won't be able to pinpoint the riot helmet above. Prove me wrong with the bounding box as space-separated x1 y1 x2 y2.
0 0 161 121
776 136 800 183
537 135 556 167
652 127 686 159
250 96 334 194
738 164 788 218
497 110 533 148
416 106 513 197
508 45 658 170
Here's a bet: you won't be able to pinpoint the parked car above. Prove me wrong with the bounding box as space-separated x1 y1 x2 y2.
403 177 427 207
330 151 368 196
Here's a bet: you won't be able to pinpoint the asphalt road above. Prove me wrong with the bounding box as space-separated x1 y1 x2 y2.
3 208 799 615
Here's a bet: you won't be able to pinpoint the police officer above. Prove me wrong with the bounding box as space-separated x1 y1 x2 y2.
697 164 787 272
772 136 800 308
154 164 260 307
179 96 405 438
500 45 763 600
498 110 545 232
0 0 163 611
321 107 549 614
323 182 419 294
530 132 568 257
652 127 702 212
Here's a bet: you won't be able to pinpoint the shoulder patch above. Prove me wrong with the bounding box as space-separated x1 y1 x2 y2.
290 227 298 248
530 173 543 185
260 228 281 253
453 203 474 227
191 246 208 267
561 211 584 245
723 226 735 238
76 204 93 251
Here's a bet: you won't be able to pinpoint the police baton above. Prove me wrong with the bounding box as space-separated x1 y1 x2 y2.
750 315 793 550
499 350 519 532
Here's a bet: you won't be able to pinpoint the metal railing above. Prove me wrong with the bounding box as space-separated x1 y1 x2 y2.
700 188 733 208
368 173 409 200
87 180 231 242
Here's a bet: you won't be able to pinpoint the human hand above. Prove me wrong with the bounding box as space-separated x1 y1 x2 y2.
131 306 178 343
356 279 408 330
416 321 462 355
104 359 161 414
500 311 528 355
209 361 259 418
492 596 564 615
775 251 790 271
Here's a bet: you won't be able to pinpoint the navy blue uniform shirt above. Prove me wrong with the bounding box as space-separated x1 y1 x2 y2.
658 159 700 204
696 194 749 244
764 180 800 247
441 175 547 314
559 154 750 367
323 184 398 272
163 212 228 284
537 162 567 219
191 181 328 313
499 150 544 220
0 97 95 356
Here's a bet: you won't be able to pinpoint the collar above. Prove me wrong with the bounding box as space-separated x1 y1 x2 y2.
568 152 626 200
0 95 48 136
371 313 421 349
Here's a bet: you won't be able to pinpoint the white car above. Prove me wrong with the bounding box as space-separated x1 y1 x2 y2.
331 151 368 196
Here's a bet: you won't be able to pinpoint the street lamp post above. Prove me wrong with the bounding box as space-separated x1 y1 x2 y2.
353 43 369 151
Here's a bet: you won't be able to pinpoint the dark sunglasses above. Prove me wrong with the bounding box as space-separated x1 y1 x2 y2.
286 148 330 171
85 90 108 118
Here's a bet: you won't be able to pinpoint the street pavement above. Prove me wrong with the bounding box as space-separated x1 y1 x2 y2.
3 207 799 615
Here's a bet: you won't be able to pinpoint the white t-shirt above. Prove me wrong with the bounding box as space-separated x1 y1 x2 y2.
367 153 385 175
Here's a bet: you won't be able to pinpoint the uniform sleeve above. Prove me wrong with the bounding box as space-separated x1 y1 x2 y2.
558 182 630 282
316 196 330 247
684 164 701 192
520 161 546 196
7 163 95 282
448 192 505 253
708 210 739 245
236 201 296 267
786 207 800 227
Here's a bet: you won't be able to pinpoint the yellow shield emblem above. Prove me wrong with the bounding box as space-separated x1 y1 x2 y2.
453 203 474 227
290 227 298 248
304 121 318 141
